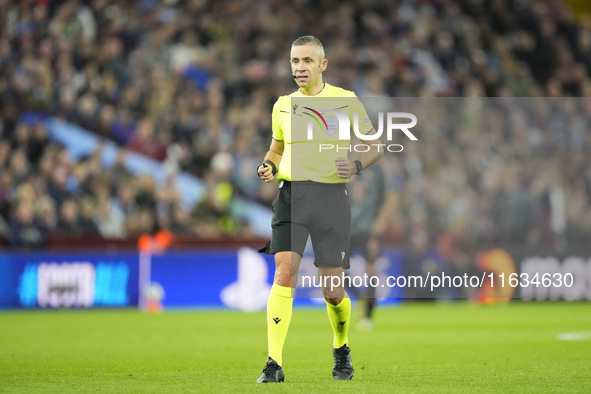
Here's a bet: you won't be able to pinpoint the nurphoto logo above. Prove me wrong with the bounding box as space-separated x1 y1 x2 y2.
305 110 418 152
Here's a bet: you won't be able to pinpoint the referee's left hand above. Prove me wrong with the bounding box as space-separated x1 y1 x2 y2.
336 157 356 179
257 164 274 183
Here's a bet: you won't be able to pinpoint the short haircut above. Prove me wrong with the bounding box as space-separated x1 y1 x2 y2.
292 35 325 60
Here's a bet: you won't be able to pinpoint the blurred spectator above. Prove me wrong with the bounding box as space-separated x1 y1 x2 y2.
36 194 57 234
9 198 46 249
128 117 167 161
93 187 125 239
79 197 100 234
170 204 192 235
55 197 82 235
115 180 140 217
496 167 539 244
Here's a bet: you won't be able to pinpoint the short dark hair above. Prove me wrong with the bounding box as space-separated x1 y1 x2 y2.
292 35 325 59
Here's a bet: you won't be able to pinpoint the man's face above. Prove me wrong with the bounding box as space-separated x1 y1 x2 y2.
290 44 327 88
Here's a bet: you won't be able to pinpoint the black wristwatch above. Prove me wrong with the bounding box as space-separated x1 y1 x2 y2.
354 160 362 175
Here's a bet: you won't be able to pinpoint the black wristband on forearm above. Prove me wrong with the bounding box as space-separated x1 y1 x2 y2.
257 160 277 177
263 160 277 175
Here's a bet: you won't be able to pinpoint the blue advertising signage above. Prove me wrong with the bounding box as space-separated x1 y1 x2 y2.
0 248 406 309
0 252 139 309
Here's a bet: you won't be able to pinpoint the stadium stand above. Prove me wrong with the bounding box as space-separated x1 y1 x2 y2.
1 0 590 252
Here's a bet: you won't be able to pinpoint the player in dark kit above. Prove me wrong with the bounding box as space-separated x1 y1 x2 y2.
348 163 386 330
255 36 383 383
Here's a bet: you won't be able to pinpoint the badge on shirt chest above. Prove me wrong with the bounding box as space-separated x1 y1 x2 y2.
325 116 339 136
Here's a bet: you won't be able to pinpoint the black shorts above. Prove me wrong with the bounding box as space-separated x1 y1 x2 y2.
350 234 370 260
350 234 382 262
259 180 351 269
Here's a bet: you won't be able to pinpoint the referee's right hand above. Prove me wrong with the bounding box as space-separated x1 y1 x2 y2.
257 164 273 183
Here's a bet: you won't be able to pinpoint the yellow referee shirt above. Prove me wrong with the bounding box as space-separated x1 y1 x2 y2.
272 83 373 184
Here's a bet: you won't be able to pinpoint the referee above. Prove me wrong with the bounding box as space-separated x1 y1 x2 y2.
256 35 383 383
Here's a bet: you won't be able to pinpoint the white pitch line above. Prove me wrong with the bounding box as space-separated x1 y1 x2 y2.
557 332 591 341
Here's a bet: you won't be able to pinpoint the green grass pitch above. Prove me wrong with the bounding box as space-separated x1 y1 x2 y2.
1 302 590 393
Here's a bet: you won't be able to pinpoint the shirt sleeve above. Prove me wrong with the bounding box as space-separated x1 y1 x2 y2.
271 98 284 141
350 96 374 135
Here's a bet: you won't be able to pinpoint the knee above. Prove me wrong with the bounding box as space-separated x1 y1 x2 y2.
325 297 343 306
274 264 291 287
322 286 344 302
274 254 298 287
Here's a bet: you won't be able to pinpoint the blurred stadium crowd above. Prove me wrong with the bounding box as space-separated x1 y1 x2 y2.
1 0 590 250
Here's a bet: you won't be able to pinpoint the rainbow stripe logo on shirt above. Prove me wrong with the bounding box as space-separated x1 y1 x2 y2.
303 107 334 135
